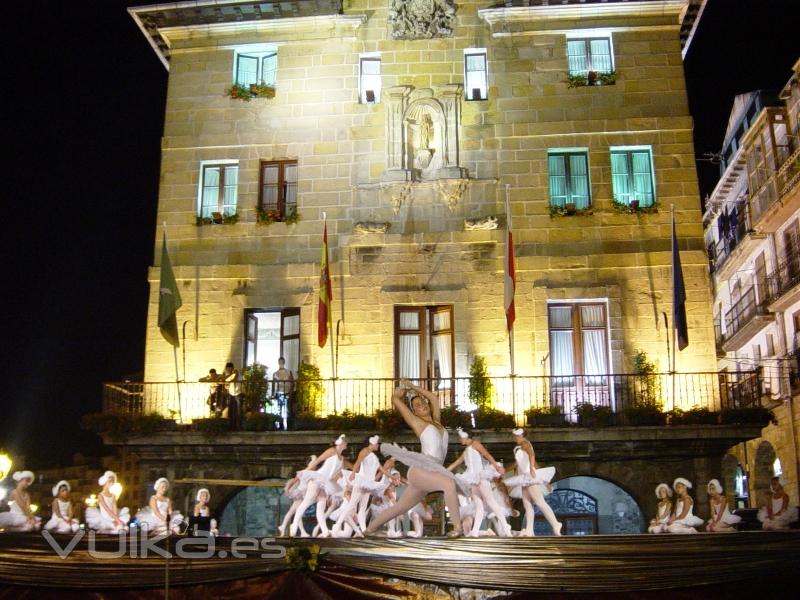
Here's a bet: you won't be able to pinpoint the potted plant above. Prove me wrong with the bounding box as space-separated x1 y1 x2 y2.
243 413 282 431
468 356 494 411
574 403 614 427
670 406 718 425
241 362 272 415
375 408 408 436
473 406 515 429
325 410 377 431
440 405 472 429
293 412 327 431
719 407 776 426
295 362 325 417
621 405 666 426
525 406 566 427
565 202 577 215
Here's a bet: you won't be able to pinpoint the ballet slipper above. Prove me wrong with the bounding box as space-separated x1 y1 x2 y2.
553 522 563 536
447 527 463 538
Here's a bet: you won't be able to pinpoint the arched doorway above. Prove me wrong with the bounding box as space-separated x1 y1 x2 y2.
217 479 290 537
753 441 777 509
551 476 645 534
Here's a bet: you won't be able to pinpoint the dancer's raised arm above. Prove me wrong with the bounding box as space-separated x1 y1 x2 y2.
400 379 442 425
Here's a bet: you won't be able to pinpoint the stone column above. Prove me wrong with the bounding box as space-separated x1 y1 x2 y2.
435 83 467 178
383 85 413 182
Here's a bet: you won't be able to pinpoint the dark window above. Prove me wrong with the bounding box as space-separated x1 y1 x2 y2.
259 160 297 221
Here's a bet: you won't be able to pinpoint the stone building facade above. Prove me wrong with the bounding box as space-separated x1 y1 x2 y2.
702 58 800 507
130 0 719 425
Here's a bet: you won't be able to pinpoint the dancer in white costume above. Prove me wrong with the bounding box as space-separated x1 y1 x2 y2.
135 478 184 534
370 468 403 537
193 489 218 536
0 471 41 532
705 479 740 532
648 483 673 534
406 499 433 538
366 381 462 537
666 478 703 534
504 429 562 536
758 477 798 530
447 428 510 536
332 435 388 536
277 456 315 537
85 471 130 534
289 434 346 537
44 480 79 534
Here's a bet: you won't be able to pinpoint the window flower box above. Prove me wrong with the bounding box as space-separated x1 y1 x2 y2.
566 71 616 88
226 81 276 101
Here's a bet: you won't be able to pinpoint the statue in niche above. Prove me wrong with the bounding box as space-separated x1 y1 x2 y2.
388 0 456 40
410 113 435 170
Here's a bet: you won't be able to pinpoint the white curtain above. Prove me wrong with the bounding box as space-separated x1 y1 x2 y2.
582 330 607 385
432 334 452 388
399 335 420 380
550 331 574 385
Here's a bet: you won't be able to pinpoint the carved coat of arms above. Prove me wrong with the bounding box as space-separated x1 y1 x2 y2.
388 0 457 40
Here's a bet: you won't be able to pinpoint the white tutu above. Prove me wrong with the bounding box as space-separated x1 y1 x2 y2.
298 470 342 497
0 508 41 532
380 443 454 479
673 514 704 528
758 505 798 525
135 506 184 534
455 464 501 489
504 466 555 489
355 472 390 495
457 495 477 518
86 506 130 534
284 479 308 501
44 515 80 534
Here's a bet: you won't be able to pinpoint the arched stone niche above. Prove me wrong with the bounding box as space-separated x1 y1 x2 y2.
383 85 467 183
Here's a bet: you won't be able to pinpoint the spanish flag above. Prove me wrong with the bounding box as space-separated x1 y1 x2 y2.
318 218 333 348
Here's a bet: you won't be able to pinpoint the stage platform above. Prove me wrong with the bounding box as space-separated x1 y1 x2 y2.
1 531 799 598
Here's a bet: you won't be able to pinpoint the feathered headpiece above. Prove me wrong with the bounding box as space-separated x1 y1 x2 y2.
334 434 346 446
154 477 169 492
511 428 525 437
707 479 723 494
196 488 210 502
369 435 380 445
12 471 34 482
456 427 470 439
52 480 70 497
655 483 673 498
673 477 692 490
98 471 116 486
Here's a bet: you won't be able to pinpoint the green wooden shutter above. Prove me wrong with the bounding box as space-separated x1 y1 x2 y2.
549 154 568 207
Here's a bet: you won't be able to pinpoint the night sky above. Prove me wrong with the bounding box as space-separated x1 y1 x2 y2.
2 0 798 467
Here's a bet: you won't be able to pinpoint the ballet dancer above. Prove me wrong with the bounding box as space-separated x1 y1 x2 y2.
504 428 562 536
44 480 80 534
666 477 704 533
332 435 387 535
366 380 463 537
648 483 673 534
289 434 347 537
0 471 41 532
135 478 184 535
758 477 798 530
277 455 316 537
447 428 510 536
192 489 218 535
85 471 130 534
706 479 740 532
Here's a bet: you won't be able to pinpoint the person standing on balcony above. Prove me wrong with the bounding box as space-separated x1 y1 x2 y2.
200 369 223 417
272 357 294 430
666 478 704 533
447 428 510 536
223 362 242 429
505 428 562 536
758 477 798 530
289 434 347 537
367 380 463 537
706 479 741 532
648 483 674 534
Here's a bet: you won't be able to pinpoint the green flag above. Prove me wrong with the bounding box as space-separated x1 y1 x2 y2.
158 232 182 347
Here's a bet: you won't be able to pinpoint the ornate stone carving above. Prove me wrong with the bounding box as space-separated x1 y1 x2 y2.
388 0 457 40
381 182 413 214
354 221 391 234
435 178 468 211
464 216 498 231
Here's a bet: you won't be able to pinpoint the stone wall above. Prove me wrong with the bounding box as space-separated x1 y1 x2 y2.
141 2 719 415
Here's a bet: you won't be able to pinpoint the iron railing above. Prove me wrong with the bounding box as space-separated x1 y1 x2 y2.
710 202 752 274
102 371 763 426
765 254 800 305
723 286 768 342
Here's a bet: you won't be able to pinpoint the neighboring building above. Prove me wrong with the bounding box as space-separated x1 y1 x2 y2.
126 0 721 422
703 58 800 508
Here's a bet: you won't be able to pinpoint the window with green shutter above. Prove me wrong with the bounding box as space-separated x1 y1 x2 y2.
548 151 591 209
610 147 655 207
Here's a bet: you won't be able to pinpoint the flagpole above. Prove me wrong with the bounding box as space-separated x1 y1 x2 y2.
324 212 337 414
162 223 183 423
505 185 517 420
670 205 677 411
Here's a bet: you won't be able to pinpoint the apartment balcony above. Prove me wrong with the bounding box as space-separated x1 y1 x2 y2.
766 254 800 312
709 205 765 281
100 371 765 429
751 146 800 234
720 286 774 352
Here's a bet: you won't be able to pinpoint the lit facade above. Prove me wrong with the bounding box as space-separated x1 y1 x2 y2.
703 58 800 505
130 0 718 422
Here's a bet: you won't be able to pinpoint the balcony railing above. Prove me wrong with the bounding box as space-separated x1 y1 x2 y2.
102 371 763 427
723 286 768 342
710 204 752 274
749 146 800 225
765 254 800 306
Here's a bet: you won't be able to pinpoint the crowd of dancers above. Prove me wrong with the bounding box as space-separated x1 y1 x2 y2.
278 381 564 538
1 380 797 537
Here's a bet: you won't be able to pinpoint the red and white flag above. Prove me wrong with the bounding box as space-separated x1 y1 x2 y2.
504 189 516 333
318 218 333 348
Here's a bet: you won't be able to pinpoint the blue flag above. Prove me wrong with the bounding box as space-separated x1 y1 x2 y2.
672 215 688 351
